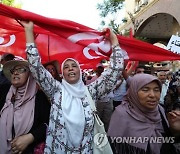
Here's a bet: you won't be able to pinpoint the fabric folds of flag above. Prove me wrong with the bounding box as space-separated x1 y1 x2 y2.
0 3 179 69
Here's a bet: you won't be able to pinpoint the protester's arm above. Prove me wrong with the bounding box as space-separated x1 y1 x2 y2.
123 61 136 80
23 21 34 43
20 21 60 100
88 29 125 100
113 78 123 91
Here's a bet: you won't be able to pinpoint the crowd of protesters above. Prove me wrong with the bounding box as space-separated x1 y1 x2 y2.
0 20 179 154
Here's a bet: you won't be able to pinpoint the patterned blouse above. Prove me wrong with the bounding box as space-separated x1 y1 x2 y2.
26 43 125 154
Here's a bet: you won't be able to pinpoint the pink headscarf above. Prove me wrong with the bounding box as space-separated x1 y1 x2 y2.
0 75 37 153
108 74 167 154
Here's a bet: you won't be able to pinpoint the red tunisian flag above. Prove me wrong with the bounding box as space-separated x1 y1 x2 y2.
0 4 180 69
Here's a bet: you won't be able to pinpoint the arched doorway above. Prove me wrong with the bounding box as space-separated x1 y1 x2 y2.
135 13 179 42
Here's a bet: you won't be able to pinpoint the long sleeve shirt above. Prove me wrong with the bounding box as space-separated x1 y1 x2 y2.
26 43 125 154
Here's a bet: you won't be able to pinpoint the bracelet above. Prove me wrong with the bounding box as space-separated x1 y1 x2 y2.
112 44 119 50
26 43 36 48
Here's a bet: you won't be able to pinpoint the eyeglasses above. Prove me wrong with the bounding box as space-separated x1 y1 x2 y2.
10 67 28 74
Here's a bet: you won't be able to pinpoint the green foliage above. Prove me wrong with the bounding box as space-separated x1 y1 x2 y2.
122 17 128 23
1 0 22 8
123 29 131 36
123 29 151 43
100 20 119 34
1 0 15 6
97 0 125 32
100 20 106 27
108 20 119 34
97 0 124 17
135 36 151 43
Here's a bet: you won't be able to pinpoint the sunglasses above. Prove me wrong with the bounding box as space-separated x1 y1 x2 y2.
10 67 28 74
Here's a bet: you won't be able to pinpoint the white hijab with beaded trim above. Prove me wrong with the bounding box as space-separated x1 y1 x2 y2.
61 58 86 147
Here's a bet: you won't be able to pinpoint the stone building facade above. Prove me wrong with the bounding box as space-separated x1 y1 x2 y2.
119 0 180 72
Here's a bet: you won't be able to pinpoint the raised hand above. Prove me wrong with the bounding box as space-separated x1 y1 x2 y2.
18 21 35 43
103 28 119 47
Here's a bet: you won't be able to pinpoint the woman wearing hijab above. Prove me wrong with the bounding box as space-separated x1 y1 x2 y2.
108 73 170 154
43 60 62 82
21 21 125 153
0 58 51 154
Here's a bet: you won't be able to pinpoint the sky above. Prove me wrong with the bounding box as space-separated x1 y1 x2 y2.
15 0 125 30
15 0 104 29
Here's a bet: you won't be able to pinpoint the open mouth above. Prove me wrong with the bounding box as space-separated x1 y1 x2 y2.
68 72 76 77
13 76 20 80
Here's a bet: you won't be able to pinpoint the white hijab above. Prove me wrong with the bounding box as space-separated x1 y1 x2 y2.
61 58 86 147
